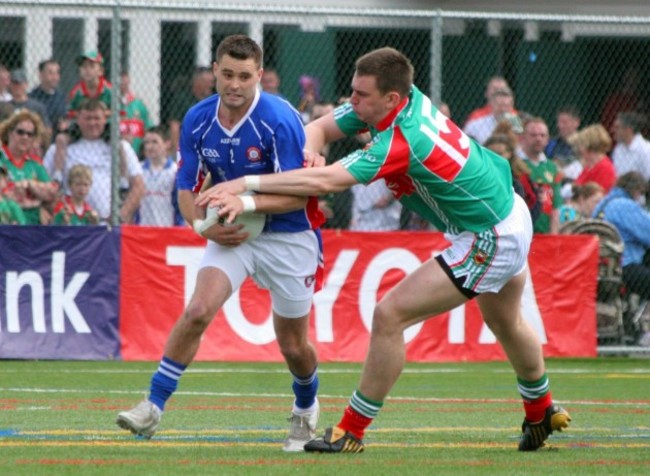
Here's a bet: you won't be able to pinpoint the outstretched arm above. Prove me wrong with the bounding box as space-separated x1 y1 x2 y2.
304 110 346 154
196 162 358 223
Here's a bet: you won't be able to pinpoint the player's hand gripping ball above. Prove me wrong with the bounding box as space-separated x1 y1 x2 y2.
199 191 266 242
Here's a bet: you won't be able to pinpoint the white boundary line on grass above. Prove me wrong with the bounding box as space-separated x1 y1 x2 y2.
0 387 648 407
1 367 650 374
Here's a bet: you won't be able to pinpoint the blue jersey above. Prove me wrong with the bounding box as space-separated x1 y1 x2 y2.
177 90 324 233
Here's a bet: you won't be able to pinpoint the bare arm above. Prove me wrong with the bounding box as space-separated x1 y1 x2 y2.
201 171 307 214
550 209 560 235
120 175 145 223
304 111 346 154
196 162 358 223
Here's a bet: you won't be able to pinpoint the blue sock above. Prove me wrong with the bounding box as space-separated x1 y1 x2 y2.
148 356 187 411
292 368 319 410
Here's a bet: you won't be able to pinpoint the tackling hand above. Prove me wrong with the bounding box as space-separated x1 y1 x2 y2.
195 177 246 210
303 149 326 168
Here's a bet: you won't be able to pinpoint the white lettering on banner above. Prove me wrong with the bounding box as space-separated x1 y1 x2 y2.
166 246 203 304
51 252 91 333
5 271 45 332
358 248 424 343
448 306 466 343
449 266 547 344
164 246 547 346
3 252 90 333
166 246 277 345
312 250 359 342
223 288 274 345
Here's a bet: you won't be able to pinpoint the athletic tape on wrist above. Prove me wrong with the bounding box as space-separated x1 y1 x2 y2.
240 195 256 212
244 175 261 192
192 219 205 235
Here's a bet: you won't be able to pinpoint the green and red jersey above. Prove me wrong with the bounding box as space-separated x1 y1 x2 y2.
67 77 113 117
0 145 52 224
120 93 153 155
52 195 98 225
0 197 26 224
335 85 514 234
523 157 562 234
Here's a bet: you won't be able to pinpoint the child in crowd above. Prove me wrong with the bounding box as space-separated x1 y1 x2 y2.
137 126 179 226
559 182 605 224
0 165 27 224
51 164 99 225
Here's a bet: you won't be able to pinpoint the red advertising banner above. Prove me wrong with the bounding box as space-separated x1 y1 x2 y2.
120 226 599 362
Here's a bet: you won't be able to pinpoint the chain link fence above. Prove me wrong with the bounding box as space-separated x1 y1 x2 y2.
1 1 650 351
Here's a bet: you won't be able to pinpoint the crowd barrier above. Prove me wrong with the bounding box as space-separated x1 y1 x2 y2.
0 225 599 361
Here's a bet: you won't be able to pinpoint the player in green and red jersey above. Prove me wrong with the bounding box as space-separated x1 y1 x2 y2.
200 47 572 453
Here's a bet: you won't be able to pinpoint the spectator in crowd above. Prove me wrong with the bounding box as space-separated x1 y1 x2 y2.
464 87 519 145
8 69 52 147
601 66 643 138
569 123 616 193
558 182 604 224
167 66 215 154
297 75 320 123
137 125 178 226
0 102 14 122
67 51 112 118
51 164 99 225
350 179 402 231
465 75 513 124
28 59 68 137
0 164 27 224
611 112 650 181
484 125 540 223
0 110 58 224
261 68 283 96
545 105 582 182
43 99 144 224
0 64 12 102
593 172 650 302
519 117 562 234
119 71 153 157
54 51 112 173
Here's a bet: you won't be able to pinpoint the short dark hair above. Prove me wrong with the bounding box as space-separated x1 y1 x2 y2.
215 35 263 68
557 105 581 119
38 58 59 72
146 124 170 140
616 171 648 196
77 98 107 113
355 47 413 97
617 111 646 133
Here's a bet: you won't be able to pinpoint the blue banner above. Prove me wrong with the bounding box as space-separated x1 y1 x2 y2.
0 225 121 360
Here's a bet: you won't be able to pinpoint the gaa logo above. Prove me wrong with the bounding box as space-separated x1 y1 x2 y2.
473 250 489 265
304 275 315 287
246 147 262 162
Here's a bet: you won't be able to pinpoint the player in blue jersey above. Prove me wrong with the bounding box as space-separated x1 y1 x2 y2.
116 35 325 451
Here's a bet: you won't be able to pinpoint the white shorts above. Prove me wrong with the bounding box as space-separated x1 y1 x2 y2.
199 231 320 318
438 193 533 296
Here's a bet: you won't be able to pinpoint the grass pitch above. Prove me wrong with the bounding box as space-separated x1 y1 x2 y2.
1 358 649 475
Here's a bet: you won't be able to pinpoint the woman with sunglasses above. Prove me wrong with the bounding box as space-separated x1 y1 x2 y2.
0 110 58 224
